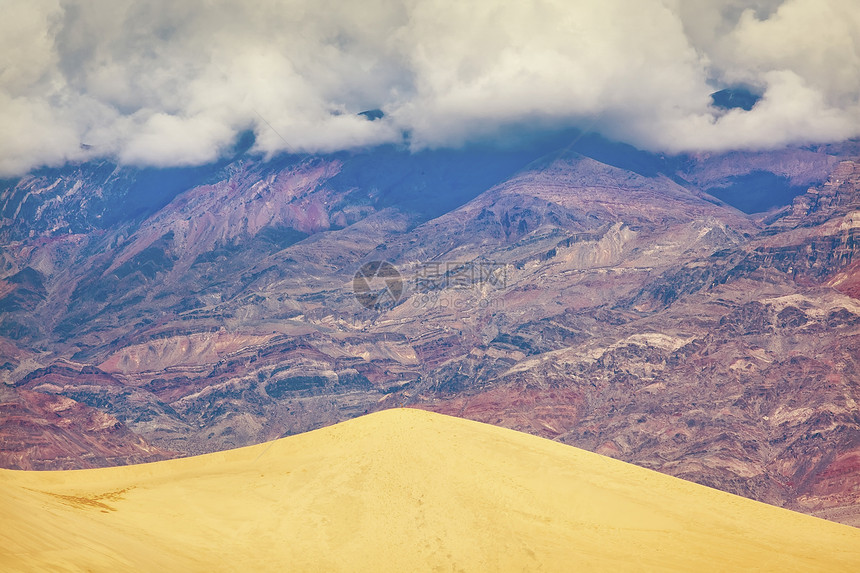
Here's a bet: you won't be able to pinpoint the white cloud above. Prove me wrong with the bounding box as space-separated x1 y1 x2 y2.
0 0 858 176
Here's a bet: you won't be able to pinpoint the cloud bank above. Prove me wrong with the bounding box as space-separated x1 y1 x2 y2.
1 0 859 176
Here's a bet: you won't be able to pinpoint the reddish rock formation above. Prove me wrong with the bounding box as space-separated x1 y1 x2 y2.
2 142 859 526
0 385 175 470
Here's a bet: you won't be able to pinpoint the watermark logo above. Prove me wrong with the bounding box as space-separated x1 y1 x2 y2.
415 261 507 292
412 261 508 311
353 261 404 310
353 260 508 312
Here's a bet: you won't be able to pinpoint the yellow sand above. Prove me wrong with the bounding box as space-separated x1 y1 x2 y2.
1 409 859 572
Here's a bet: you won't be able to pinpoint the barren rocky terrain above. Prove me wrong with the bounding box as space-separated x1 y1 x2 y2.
2 135 859 524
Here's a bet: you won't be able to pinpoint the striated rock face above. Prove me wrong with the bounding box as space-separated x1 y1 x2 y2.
2 140 860 524
417 294 860 522
405 159 860 524
0 384 175 470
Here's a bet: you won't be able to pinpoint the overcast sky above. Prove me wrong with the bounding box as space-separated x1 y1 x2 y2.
1 0 858 176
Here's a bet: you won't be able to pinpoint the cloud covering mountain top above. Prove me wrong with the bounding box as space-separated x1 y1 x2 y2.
1 0 859 176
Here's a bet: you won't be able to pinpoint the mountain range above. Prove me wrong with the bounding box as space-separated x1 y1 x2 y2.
2 130 859 526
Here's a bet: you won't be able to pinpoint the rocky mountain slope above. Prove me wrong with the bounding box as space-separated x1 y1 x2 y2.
1 135 859 525
0 383 175 470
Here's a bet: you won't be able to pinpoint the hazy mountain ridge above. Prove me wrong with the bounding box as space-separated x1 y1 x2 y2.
2 136 859 526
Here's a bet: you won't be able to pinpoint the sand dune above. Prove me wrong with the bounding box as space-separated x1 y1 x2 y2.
2 408 859 572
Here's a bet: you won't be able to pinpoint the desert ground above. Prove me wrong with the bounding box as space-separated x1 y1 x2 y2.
2 408 859 572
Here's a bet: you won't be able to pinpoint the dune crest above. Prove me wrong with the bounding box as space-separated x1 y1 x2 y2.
2 408 859 572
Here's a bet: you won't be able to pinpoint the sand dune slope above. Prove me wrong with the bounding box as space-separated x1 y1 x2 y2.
2 408 859 572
